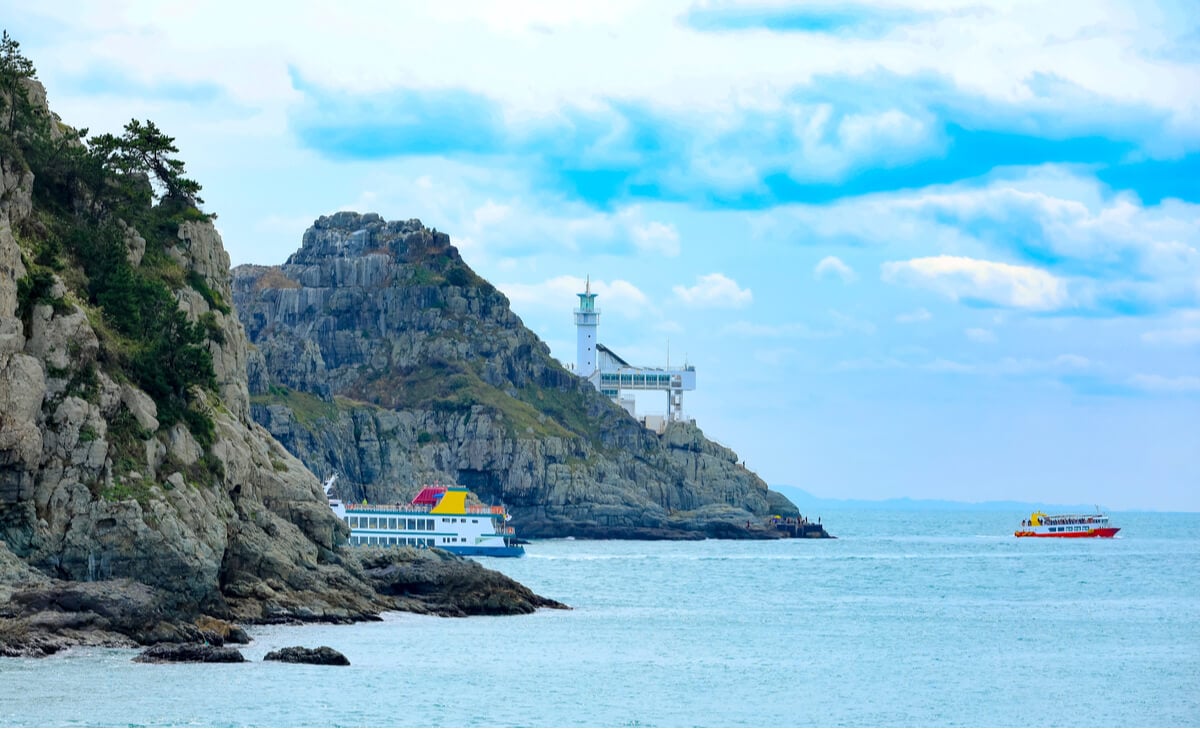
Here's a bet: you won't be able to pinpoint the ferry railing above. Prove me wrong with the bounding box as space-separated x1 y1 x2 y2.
345 503 435 513
343 502 510 516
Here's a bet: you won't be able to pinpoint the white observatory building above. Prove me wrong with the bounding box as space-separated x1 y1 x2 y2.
573 278 696 430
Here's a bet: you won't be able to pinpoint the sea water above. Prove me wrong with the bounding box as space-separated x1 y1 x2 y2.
1 510 1197 727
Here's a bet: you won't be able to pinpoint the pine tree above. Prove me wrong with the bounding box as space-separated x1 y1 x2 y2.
0 29 37 135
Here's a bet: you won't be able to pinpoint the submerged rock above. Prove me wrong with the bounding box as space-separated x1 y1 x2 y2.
133 643 247 663
263 645 349 665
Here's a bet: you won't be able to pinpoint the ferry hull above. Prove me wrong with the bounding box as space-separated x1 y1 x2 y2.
443 544 526 558
1014 527 1120 538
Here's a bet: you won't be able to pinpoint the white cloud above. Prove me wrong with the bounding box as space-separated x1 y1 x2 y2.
923 354 1092 376
1129 374 1200 393
966 327 997 343
814 255 857 283
829 310 876 335
497 275 650 320
722 320 836 339
673 273 752 309
903 181 1200 283
625 216 681 257
896 307 932 324
835 353 1092 376
881 255 1068 310
25 0 1200 126
784 105 943 182
753 348 798 366
1141 328 1200 346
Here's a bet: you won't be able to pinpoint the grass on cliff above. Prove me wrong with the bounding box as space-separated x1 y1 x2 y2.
251 385 339 426
348 361 577 441
517 384 601 440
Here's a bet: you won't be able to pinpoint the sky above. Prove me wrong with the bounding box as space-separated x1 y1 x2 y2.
5 1 1198 511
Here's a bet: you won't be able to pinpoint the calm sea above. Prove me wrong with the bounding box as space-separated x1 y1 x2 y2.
1 510 1197 727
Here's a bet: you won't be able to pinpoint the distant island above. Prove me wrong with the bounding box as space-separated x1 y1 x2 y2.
771 485 1102 513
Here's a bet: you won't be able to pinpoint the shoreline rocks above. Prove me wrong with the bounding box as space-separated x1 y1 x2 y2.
0 545 569 658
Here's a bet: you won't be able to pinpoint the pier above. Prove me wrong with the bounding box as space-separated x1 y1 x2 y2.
769 515 832 538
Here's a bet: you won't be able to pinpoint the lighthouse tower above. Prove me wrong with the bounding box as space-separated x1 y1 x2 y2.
574 277 599 376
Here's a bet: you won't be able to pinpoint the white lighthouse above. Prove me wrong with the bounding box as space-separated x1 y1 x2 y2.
570 277 697 427
574 277 599 376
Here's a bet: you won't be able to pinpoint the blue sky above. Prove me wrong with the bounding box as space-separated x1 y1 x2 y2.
6 0 1199 510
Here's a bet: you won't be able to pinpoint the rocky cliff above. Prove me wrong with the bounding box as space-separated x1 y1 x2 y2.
0 74 562 657
233 213 800 538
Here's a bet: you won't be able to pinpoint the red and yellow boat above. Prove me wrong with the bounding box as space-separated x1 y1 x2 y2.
1015 511 1119 538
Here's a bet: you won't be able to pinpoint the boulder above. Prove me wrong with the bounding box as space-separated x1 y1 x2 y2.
133 643 247 663
263 645 350 665
359 547 570 617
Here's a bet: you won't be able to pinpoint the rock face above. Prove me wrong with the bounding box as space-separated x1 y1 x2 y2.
0 81 566 657
233 212 799 538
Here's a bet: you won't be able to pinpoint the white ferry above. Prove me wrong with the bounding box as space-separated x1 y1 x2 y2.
325 475 524 557
1015 511 1119 538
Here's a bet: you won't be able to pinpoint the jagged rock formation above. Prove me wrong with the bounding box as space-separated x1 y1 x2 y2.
0 78 565 657
233 212 801 538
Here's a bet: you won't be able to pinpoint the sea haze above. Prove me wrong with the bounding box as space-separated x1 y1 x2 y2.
772 484 1116 513
1 510 1196 727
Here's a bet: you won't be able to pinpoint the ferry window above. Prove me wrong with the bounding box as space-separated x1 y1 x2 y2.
386 518 395 530
472 519 478 524
407 518 416 530
368 517 378 529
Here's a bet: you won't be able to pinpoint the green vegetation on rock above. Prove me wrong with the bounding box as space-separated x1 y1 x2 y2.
3 33 218 444
251 385 339 426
